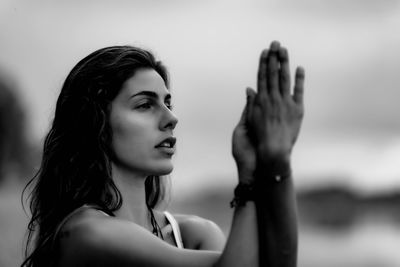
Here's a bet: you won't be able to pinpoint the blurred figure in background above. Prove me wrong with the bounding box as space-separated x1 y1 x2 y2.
0 72 32 186
0 70 36 267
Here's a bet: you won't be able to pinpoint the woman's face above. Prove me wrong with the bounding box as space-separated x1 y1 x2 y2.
109 68 178 176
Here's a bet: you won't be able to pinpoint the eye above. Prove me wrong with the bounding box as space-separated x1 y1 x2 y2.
136 101 153 110
165 98 173 110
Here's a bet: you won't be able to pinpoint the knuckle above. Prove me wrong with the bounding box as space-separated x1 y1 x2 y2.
280 72 289 80
296 71 305 80
269 67 279 76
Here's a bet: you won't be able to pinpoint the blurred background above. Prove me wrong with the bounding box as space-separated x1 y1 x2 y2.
0 0 399 266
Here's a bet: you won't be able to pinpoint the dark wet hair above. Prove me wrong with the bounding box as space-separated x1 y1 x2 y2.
21 46 170 267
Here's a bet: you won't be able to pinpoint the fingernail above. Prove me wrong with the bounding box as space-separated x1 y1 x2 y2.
296 66 305 76
271 41 280 51
246 87 251 98
261 49 268 58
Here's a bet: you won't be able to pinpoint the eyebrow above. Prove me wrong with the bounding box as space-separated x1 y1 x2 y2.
130 91 171 100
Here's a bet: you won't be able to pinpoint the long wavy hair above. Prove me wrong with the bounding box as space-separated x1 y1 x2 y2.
21 46 170 267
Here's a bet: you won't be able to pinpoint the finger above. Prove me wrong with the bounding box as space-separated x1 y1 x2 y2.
267 41 281 100
246 87 256 118
246 87 257 124
293 66 305 104
278 47 290 97
237 89 251 126
246 87 257 141
257 49 269 98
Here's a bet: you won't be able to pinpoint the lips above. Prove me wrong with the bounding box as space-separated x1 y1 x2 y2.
155 137 177 149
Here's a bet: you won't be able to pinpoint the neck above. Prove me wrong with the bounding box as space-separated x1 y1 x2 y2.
111 163 150 229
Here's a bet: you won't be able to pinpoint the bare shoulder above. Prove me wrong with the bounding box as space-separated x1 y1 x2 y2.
57 209 118 266
57 209 221 267
57 209 158 266
173 213 226 251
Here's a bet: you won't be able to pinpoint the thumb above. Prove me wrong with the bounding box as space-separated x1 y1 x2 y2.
245 87 256 125
237 88 252 126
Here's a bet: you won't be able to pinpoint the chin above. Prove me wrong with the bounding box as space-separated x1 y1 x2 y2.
151 164 174 176
140 159 174 176
112 158 174 176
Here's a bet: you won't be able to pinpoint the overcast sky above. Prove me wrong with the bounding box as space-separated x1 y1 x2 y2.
1 0 399 196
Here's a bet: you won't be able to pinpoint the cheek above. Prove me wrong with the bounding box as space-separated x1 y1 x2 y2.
110 113 152 165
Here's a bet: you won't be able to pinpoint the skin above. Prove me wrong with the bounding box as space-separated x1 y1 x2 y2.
109 68 178 177
57 41 305 267
231 41 304 267
58 69 227 266
255 42 303 267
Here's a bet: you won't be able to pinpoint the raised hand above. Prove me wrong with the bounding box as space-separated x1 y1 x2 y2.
247 41 305 172
232 89 257 185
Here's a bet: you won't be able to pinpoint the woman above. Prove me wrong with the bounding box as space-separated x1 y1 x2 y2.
22 40 304 267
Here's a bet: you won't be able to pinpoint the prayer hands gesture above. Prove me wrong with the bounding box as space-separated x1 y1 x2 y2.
232 41 305 183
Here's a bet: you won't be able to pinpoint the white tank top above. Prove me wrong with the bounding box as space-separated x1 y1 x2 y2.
163 211 184 248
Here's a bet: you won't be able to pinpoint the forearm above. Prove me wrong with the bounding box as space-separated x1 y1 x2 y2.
215 200 258 267
229 40 304 267
255 163 298 267
216 168 298 267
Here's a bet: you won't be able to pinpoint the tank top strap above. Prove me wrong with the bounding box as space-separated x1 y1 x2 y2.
163 211 184 249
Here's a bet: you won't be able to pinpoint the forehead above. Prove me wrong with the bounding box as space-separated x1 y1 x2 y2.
119 68 168 97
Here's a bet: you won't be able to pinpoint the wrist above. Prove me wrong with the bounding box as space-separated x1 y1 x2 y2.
237 168 254 185
256 158 292 183
230 182 256 208
257 152 291 172
256 142 292 166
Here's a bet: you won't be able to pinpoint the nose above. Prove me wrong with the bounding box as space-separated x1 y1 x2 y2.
160 107 178 131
